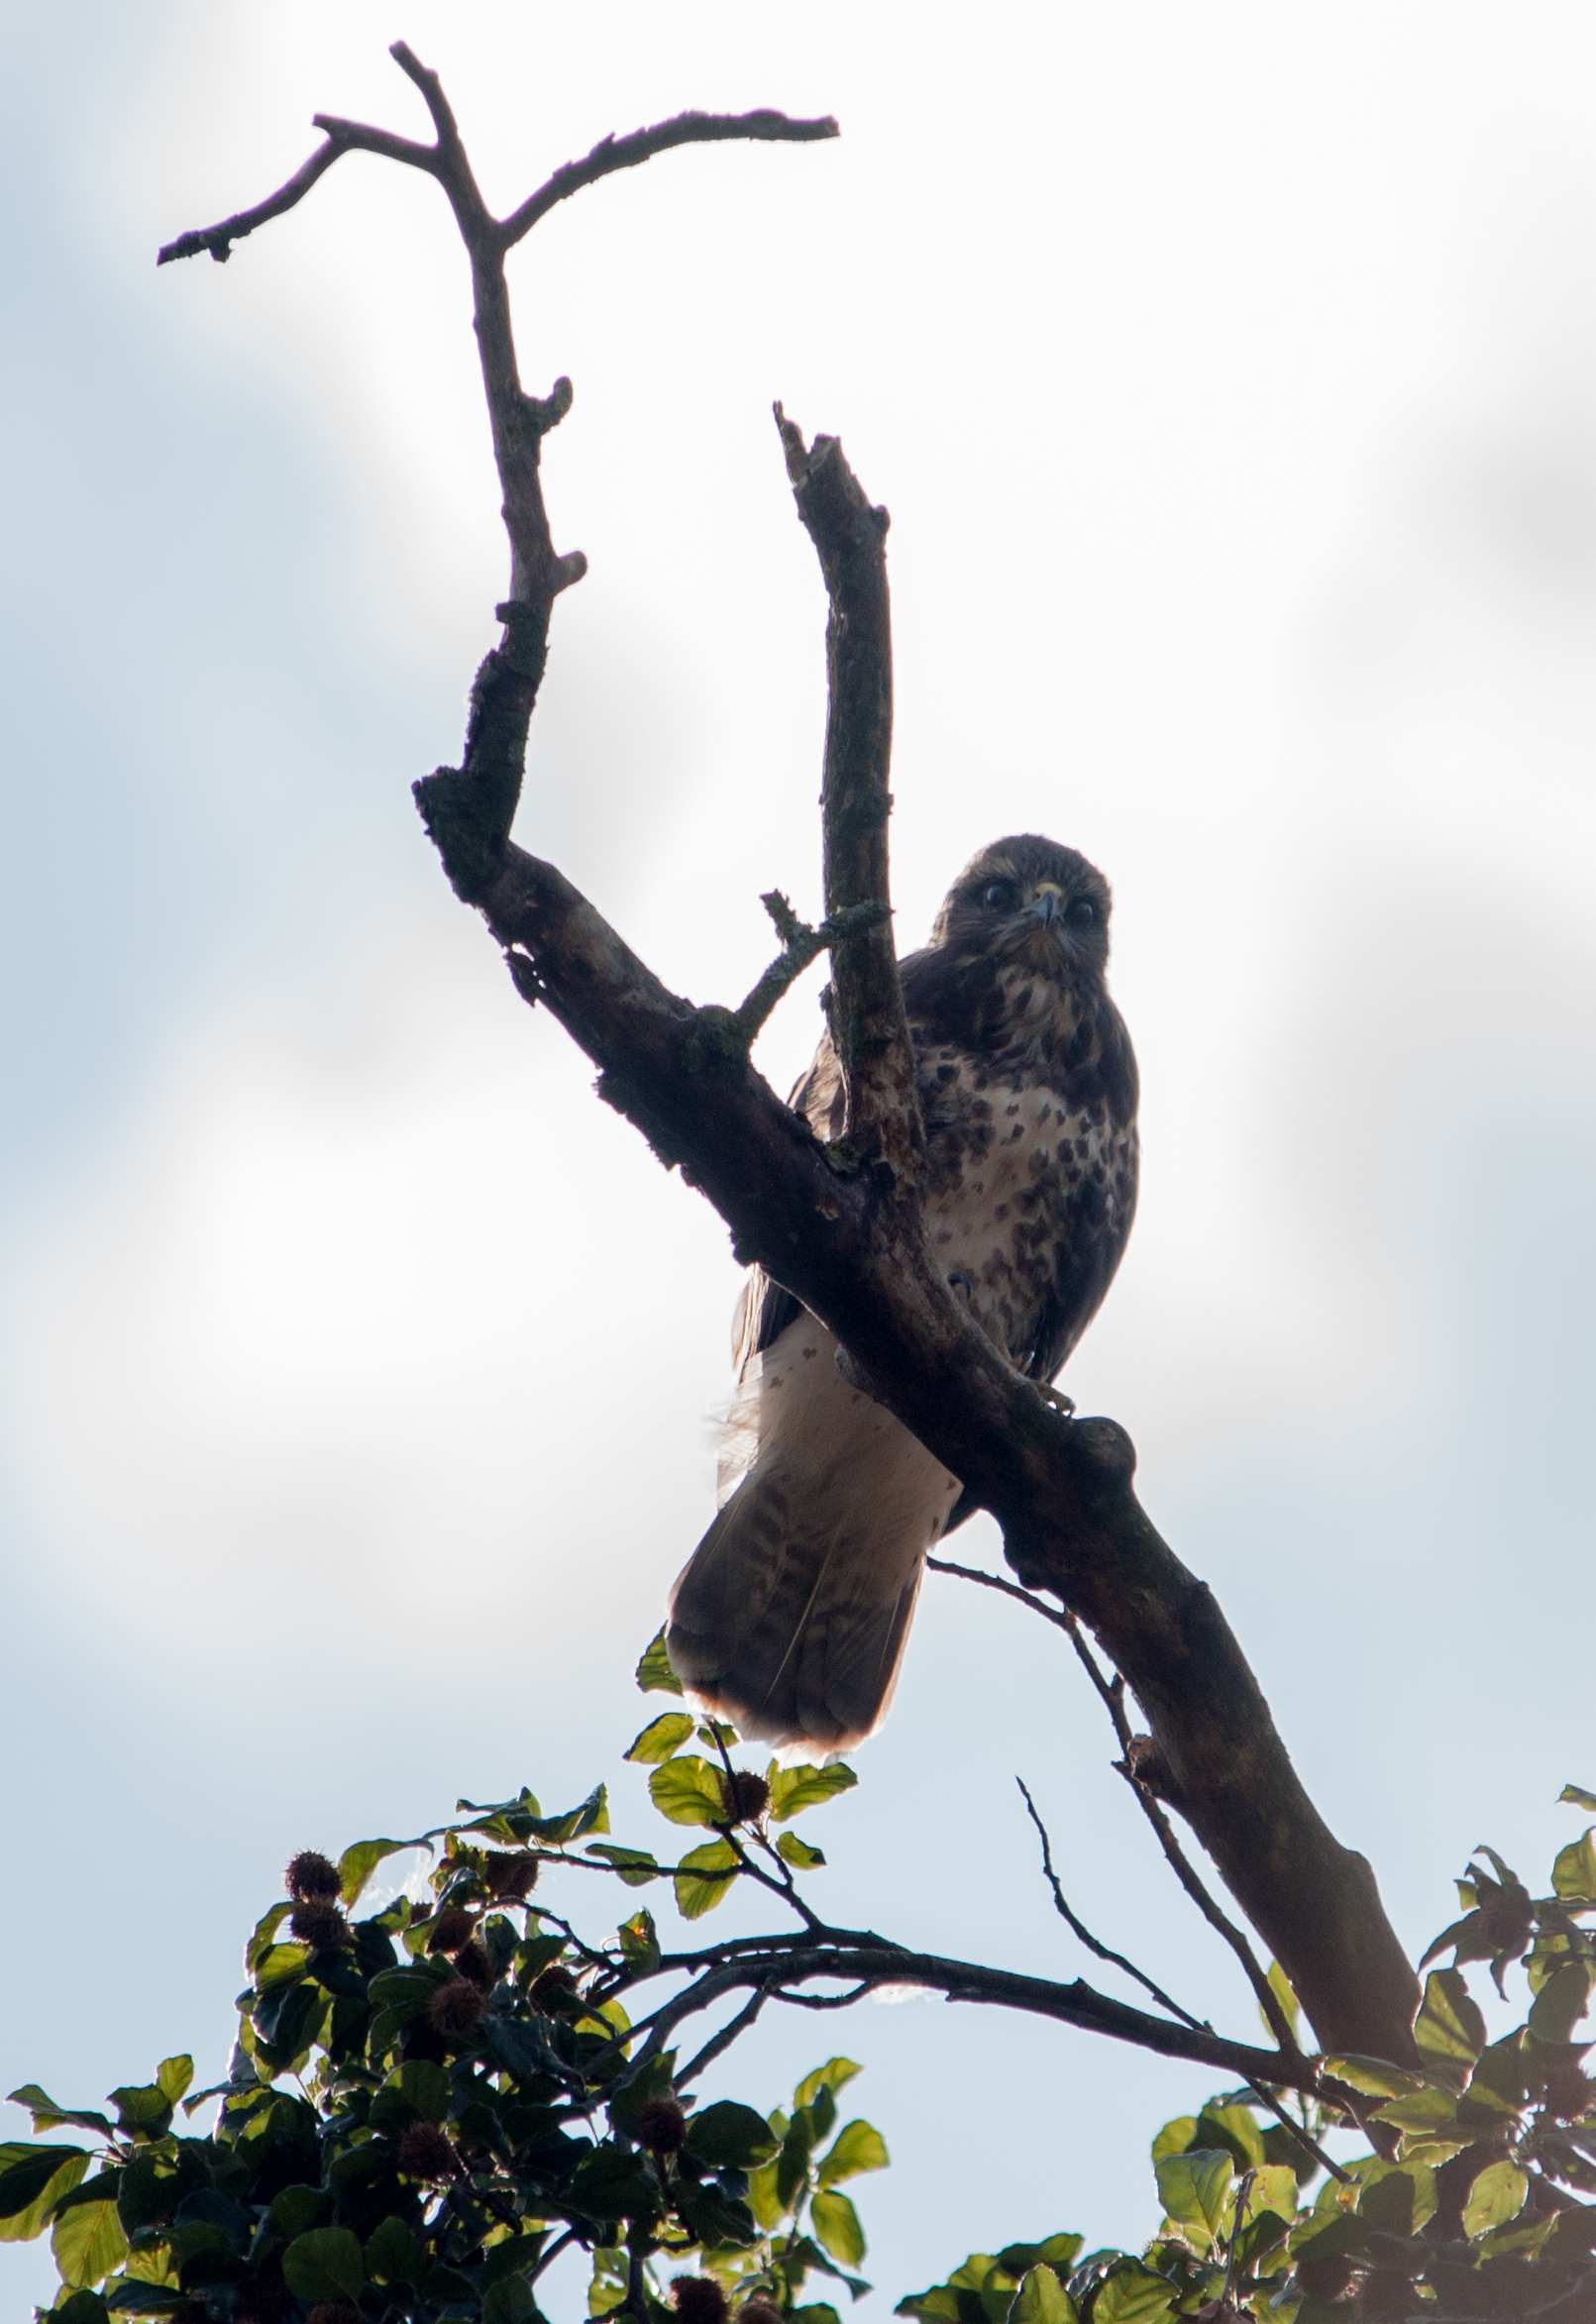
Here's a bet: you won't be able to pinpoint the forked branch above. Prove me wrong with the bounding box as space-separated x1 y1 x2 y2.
160 47 1420 2068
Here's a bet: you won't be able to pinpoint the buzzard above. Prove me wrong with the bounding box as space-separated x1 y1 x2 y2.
666 835 1138 1754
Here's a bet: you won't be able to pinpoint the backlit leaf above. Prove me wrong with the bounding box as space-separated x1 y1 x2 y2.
1463 2160 1528 2238
768 1763 858 1822
624 1714 695 1764
811 2188 866 2268
1153 2148 1232 2254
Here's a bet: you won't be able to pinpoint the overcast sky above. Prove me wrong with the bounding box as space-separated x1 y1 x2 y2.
5 4 1596 2313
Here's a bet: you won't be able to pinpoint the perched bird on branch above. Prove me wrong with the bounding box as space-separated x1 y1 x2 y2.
667 835 1139 1754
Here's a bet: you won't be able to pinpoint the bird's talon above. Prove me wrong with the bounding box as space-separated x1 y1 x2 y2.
1039 1384 1076 1419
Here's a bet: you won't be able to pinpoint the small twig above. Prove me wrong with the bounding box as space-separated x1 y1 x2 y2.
932 1554 1303 2060
1224 2167 1255 2306
676 1984 773 2092
1017 1777 1197 2028
529 2224 582 2284
156 122 436 265
772 1980 874 2010
499 108 838 249
731 897 890 1046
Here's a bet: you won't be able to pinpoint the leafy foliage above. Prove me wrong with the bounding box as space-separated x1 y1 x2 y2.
9 1708 1595 2321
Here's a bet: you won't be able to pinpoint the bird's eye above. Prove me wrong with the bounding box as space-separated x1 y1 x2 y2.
981 880 1017 911
1065 896 1098 929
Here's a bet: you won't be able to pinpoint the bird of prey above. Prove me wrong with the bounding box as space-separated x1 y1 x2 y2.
666 834 1138 1755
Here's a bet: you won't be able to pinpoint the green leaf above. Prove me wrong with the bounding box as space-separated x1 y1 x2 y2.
776 2111 816 2210
365 2213 421 2284
1089 2266 1177 2323
266 2185 329 2239
521 1785 609 1846
1552 1827 1596 1900
1559 1784 1596 1813
674 1839 740 1920
281 2225 366 2304
0 2145 90 2238
1358 2162 1436 2236
103 2288 189 2314
108 2086 172 2143
1239 2164 1300 2224
1264 1957 1301 2040
1322 2055 1425 2098
1007 2266 1077 2324
1194 2103 1266 2172
625 1712 696 1763
818 2119 889 2186
568 2144 656 2224
649 1757 729 1829
1529 1961 1593 2045
1149 2115 1199 2162
152 2060 191 2110
585 1843 661 1887
337 1838 414 1909
796 2059 863 2110
52 2293 111 2324
483 2275 538 2324
768 1763 858 1822
636 1628 684 1695
618 1909 660 1971
777 1832 827 1870
686 2101 781 2168
811 2187 866 2267
1153 2148 1233 2254
1462 2159 1528 2238
251 1942 309 1992
53 2197 129 2290
6 2088 114 2140
1414 1967 1486 2073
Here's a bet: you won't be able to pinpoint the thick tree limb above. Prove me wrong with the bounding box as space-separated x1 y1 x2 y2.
161 49 1420 2067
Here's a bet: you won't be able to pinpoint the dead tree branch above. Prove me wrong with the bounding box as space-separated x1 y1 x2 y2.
160 48 1420 2067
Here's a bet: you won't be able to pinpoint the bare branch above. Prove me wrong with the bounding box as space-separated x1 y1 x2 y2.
500 108 839 250
167 53 1419 2068
618 1934 1324 2096
1017 1776 1199 2030
156 123 436 266
936 1557 1304 2060
776 405 922 1178
731 896 890 1046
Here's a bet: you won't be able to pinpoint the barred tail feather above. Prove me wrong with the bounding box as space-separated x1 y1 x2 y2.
666 1321 960 1754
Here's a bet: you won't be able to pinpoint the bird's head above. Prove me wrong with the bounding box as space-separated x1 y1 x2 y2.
930 835 1113 985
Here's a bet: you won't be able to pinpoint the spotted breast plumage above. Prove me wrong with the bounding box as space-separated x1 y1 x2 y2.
666 835 1139 1754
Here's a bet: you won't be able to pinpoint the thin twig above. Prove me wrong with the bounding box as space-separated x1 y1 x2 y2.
732 898 890 1045
499 109 838 249
676 1984 773 2091
933 1554 1303 2060
156 123 435 265
1017 1776 1197 2028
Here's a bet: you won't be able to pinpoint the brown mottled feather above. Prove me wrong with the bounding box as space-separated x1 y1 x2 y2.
668 836 1138 1753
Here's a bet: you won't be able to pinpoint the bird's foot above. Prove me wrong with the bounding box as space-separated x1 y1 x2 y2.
1037 1383 1076 1419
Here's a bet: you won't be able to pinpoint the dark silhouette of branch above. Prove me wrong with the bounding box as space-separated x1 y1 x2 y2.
774 403 922 1179
499 109 838 249
615 1935 1327 2096
732 896 890 1047
160 47 1420 2067
935 1556 1304 2060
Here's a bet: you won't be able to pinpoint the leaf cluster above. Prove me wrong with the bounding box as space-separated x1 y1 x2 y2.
9 1693 1595 2324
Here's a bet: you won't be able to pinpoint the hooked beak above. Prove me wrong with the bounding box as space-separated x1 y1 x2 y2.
1026 881 1064 927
